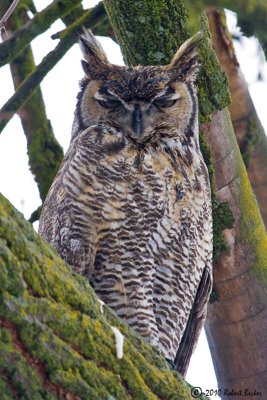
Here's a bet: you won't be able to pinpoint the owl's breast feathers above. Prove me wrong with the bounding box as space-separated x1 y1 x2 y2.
39 124 212 369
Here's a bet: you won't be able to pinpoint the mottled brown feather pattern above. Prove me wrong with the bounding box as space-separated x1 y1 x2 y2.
39 30 212 375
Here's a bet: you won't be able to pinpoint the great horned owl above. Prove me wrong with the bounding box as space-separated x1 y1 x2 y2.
39 30 212 375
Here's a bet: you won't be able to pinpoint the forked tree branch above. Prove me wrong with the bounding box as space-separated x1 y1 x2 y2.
0 0 81 67
0 2 107 134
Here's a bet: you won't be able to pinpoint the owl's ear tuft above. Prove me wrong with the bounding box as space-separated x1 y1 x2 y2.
79 28 110 79
166 31 204 82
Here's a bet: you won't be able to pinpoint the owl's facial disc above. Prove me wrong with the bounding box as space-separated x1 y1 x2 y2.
94 89 181 139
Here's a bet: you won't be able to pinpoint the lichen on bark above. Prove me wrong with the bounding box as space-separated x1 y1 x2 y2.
196 14 231 123
199 133 234 267
103 0 189 66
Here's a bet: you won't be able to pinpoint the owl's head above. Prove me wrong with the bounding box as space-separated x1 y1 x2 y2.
74 29 203 145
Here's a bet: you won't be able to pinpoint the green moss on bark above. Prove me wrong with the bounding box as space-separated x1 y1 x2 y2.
0 326 57 400
212 202 235 264
197 14 231 122
103 0 188 65
221 107 267 284
0 376 14 400
199 133 234 267
238 159 267 284
239 113 262 167
0 193 203 399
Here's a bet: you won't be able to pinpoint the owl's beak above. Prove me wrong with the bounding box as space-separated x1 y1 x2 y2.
132 103 143 137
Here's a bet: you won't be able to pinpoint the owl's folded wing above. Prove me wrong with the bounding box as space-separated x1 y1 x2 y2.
39 127 101 277
174 264 212 376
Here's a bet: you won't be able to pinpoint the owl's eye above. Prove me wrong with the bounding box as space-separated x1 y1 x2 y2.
153 98 177 108
97 98 121 109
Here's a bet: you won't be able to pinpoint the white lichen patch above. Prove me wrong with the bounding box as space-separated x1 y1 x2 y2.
97 298 105 314
111 326 124 359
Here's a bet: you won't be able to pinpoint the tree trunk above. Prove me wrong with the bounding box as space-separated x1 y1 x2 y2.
0 193 199 400
207 7 267 229
202 108 267 398
206 0 267 56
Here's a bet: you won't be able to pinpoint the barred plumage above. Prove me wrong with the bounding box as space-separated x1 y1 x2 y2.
39 30 212 375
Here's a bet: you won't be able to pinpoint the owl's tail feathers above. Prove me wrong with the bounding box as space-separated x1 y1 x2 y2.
174 265 212 376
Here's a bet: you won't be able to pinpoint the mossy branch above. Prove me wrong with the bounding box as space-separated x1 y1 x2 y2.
0 0 64 206
186 0 267 59
104 0 189 66
0 193 206 400
0 0 82 67
54 2 115 42
0 3 106 134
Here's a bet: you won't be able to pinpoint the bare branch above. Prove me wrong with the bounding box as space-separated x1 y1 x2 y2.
0 0 20 32
0 0 81 67
0 3 106 133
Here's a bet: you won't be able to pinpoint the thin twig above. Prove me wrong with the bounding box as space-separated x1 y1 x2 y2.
0 0 20 31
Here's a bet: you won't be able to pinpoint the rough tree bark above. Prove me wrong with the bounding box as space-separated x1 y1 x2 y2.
187 0 267 57
202 109 267 398
207 0 267 56
207 8 267 229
